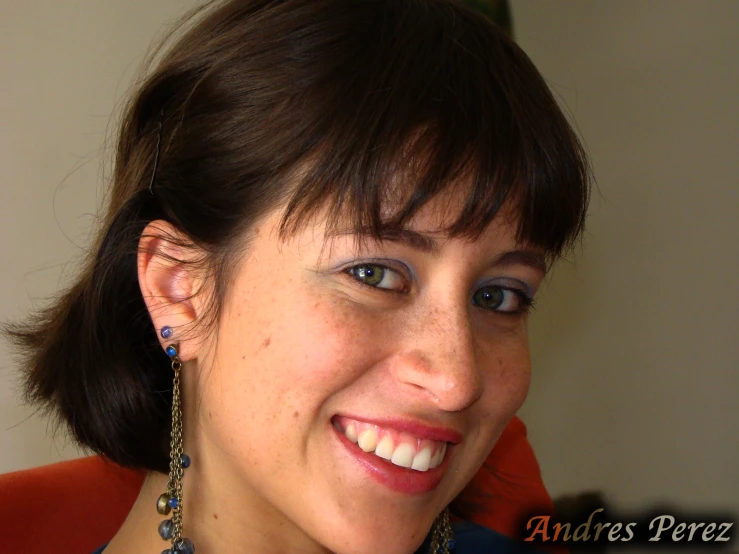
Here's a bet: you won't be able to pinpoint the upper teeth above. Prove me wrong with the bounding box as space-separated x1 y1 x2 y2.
344 422 447 472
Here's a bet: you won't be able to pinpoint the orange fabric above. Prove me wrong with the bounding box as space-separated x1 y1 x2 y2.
0 456 144 554
454 416 555 534
454 416 566 554
0 416 559 553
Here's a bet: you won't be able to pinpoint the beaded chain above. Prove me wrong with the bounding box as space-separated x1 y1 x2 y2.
428 508 456 554
156 341 195 554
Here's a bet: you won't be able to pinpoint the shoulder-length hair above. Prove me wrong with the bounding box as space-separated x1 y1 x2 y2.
6 0 589 472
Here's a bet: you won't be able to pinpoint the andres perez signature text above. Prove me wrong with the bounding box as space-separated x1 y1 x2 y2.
523 508 733 545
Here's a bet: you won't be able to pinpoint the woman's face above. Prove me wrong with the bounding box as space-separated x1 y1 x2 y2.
184 195 546 554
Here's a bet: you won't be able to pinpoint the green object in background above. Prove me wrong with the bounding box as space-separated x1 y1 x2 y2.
462 0 513 36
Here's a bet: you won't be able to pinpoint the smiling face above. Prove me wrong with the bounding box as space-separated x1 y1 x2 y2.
123 7 589 549
175 192 545 554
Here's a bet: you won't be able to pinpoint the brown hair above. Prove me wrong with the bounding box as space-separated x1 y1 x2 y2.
5 0 590 472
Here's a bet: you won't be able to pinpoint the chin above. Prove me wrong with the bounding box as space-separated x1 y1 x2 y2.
305 499 436 554
324 529 428 554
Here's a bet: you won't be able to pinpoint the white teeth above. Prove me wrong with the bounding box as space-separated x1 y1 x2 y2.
374 435 394 460
357 428 378 452
410 447 432 471
390 443 415 468
344 420 449 472
345 423 358 443
429 443 447 468
429 449 441 469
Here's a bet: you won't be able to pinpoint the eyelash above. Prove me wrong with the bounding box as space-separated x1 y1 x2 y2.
472 286 536 316
344 262 411 293
343 262 535 316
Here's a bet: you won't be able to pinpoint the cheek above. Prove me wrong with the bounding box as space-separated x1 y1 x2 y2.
267 292 381 388
201 278 380 446
478 335 532 422
447 337 532 498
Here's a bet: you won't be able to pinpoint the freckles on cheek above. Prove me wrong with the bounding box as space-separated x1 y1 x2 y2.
292 297 393 408
289 300 377 386
479 345 532 417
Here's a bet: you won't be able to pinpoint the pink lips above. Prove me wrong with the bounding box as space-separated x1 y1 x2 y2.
331 414 461 495
342 415 463 444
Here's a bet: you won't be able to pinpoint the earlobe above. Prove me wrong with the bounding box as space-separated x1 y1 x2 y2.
138 220 203 361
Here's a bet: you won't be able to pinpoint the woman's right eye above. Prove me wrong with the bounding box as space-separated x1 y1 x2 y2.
346 264 408 292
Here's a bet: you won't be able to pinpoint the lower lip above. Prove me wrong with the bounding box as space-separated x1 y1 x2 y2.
332 424 449 495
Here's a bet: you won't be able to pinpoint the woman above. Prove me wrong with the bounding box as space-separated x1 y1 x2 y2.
6 0 589 553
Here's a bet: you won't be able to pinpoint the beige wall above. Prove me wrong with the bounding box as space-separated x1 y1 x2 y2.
0 0 199 471
1 0 737 528
512 0 739 523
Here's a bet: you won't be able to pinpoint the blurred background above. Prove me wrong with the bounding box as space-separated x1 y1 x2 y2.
1 0 737 548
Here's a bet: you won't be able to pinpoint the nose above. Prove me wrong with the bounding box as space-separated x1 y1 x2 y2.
390 303 483 412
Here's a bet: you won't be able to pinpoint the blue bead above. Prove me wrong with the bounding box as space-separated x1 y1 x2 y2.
167 496 179 508
175 537 195 554
181 453 191 468
158 519 174 540
161 326 173 339
448 538 456 549
166 345 177 358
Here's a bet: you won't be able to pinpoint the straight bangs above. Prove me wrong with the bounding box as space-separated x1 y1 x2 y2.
4 0 592 473
279 0 590 260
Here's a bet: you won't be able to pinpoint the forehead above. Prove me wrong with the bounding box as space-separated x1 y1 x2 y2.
277 145 560 266
400 182 521 232
316 191 539 261
331 178 526 243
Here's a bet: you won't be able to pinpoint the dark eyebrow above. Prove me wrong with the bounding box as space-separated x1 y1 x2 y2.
491 250 548 274
327 228 441 254
377 229 440 254
327 229 547 272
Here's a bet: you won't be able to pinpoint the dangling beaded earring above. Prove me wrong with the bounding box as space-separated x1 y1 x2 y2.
155 326 196 554
428 507 456 554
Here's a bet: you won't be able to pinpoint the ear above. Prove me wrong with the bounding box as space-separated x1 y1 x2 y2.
138 220 207 361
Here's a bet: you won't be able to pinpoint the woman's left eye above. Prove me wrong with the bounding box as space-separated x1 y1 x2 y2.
472 285 532 314
346 264 408 292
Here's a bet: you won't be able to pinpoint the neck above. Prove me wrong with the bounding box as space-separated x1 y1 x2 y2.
103 460 330 554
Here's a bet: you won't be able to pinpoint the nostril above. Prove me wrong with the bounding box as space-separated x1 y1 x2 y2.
386 347 482 411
